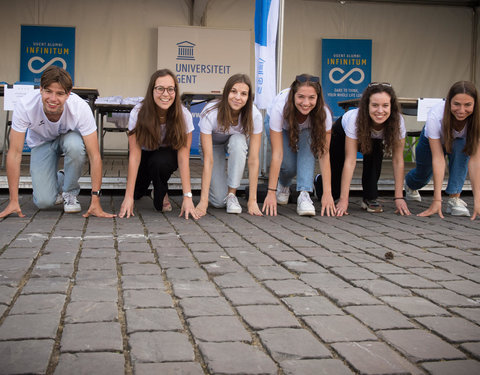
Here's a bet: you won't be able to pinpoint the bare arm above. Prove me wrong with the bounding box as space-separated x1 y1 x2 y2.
418 138 445 218
82 131 116 218
247 133 263 216
262 129 283 216
468 147 480 220
195 133 213 217
318 131 335 216
0 130 26 218
119 133 141 218
336 136 357 216
178 132 198 220
392 138 411 215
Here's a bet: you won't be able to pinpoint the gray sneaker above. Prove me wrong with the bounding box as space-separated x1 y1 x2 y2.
297 191 315 216
276 183 290 205
225 193 242 214
62 192 81 213
404 181 421 202
446 197 470 216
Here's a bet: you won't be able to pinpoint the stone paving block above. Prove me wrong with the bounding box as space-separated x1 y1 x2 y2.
450 307 480 325
382 273 441 288
282 296 344 316
198 342 277 375
223 287 280 306
64 301 118 323
237 305 301 329
80 247 116 258
121 263 161 276
379 329 466 362
74 269 118 287
31 262 74 278
70 286 118 302
81 238 114 249
415 316 480 343
362 262 409 274
266 250 308 263
303 315 377 343
77 257 117 270
0 247 40 259
282 261 327 274
352 279 412 297
123 289 173 309
171 280 220 298
214 272 259 288
0 313 59 340
225 248 276 266
258 328 331 361
0 285 18 304
439 279 480 297
280 358 354 375
179 296 235 317
125 308 182 333
203 259 244 275
332 341 423 375
247 265 295 280
389 255 434 269
0 339 54 375
299 272 351 290
10 293 65 315
36 251 77 264
165 267 209 281
119 252 156 264
21 277 70 295
345 305 415 330
330 266 379 280
409 267 463 281
0 258 33 273
134 362 204 375
381 296 450 317
461 342 480 360
421 359 480 375
312 256 357 269
61 322 123 352
263 279 317 297
129 331 194 363
54 352 125 375
412 288 478 307
192 251 228 264
157 256 198 269
121 275 165 290
434 260 478 275
188 242 224 252
188 316 252 342
321 287 381 307
117 241 151 252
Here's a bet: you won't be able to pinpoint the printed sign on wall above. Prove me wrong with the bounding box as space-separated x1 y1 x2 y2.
20 25 76 84
157 26 251 94
322 39 372 120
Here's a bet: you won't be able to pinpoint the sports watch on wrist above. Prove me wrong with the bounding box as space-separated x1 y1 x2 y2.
91 190 101 196
183 192 192 198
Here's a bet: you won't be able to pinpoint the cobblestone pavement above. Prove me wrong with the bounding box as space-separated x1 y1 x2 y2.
1 192 480 375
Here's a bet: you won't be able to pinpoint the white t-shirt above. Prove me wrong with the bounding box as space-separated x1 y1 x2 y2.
128 103 194 150
424 102 467 143
342 108 406 140
12 90 97 148
199 101 263 144
267 88 333 133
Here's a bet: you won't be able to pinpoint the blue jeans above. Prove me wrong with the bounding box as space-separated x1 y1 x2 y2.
30 131 86 208
405 128 469 194
200 133 248 208
279 128 315 192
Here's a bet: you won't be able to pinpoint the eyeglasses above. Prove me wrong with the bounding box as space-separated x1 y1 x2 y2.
154 86 176 95
368 82 392 88
296 75 320 83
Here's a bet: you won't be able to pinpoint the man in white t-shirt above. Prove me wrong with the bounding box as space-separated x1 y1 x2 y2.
0 66 115 219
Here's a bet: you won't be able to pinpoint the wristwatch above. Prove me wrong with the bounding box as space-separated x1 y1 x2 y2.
91 190 101 196
183 192 192 198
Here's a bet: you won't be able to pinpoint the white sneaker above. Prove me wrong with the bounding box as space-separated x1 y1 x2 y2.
297 191 315 216
55 193 63 205
62 192 81 213
446 197 470 216
276 183 290 205
225 193 242 214
404 181 421 202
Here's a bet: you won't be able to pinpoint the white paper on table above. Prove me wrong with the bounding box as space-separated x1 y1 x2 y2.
417 98 445 122
4 84 35 111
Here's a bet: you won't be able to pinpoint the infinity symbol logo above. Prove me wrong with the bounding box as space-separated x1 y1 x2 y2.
329 67 365 84
28 57 67 74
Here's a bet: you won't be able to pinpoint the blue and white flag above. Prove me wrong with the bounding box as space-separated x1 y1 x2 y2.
254 0 279 109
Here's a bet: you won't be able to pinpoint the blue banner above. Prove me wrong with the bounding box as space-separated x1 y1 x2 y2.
20 25 75 84
322 39 372 121
190 101 208 156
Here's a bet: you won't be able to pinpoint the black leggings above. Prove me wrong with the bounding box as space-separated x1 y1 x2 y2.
134 147 178 210
316 117 384 201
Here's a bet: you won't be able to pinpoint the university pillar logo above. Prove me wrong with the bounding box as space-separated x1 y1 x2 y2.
176 41 196 61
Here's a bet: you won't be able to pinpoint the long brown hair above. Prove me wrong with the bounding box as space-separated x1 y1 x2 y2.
356 83 401 155
132 69 187 150
443 81 480 156
283 74 328 157
205 74 254 136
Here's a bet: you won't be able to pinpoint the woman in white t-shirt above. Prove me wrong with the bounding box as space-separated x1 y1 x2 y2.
315 82 410 216
405 81 480 220
119 69 198 219
262 74 335 217
195 74 263 216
